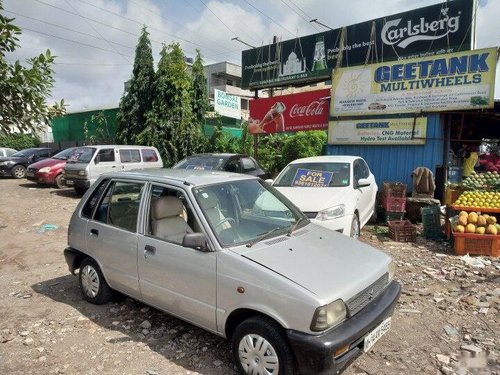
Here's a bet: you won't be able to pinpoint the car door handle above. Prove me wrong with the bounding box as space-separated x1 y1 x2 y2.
144 245 156 257
90 228 99 236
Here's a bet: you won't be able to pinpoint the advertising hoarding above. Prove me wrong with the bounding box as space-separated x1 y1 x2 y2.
330 48 497 117
248 89 330 134
241 0 473 89
328 117 427 145
214 89 241 119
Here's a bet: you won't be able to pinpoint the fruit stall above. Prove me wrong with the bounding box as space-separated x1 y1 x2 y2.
450 171 500 257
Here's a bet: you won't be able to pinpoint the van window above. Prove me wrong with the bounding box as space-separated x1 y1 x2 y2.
141 149 159 162
120 149 141 163
97 148 115 162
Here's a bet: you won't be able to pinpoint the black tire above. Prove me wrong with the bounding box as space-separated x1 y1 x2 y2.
231 316 296 375
11 165 26 179
55 174 65 189
350 213 360 238
74 186 86 195
78 257 113 304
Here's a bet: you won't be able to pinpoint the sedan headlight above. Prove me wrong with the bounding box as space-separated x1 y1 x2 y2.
78 170 87 176
315 204 345 221
39 167 51 173
388 260 396 281
310 299 347 331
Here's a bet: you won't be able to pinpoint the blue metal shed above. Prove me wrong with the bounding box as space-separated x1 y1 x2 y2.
325 114 445 191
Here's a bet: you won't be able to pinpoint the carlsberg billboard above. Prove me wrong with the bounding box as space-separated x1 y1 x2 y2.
241 0 473 89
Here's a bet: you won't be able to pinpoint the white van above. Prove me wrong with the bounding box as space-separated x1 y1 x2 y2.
63 145 162 194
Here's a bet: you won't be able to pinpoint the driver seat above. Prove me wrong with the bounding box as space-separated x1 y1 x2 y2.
151 196 193 243
198 191 232 230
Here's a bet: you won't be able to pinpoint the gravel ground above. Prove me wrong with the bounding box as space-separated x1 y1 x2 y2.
0 178 498 375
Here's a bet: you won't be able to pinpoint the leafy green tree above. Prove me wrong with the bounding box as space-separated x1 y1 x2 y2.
141 43 202 166
0 1 65 134
83 111 114 145
116 26 154 144
0 133 40 150
191 49 209 126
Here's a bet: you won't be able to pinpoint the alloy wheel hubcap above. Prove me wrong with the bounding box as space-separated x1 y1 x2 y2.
81 265 100 298
351 218 360 238
14 167 24 178
239 334 279 374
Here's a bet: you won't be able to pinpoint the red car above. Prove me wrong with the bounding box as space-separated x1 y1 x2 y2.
26 147 79 188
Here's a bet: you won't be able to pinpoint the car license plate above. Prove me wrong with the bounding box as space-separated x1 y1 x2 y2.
66 179 74 186
26 171 34 177
364 317 391 352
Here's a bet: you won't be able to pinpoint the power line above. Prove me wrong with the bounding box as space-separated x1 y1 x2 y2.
279 0 321 33
241 0 296 38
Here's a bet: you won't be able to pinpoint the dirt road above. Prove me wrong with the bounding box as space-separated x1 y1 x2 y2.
0 178 498 374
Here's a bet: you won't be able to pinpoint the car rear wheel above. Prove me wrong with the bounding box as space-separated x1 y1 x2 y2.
55 174 65 189
11 165 26 179
350 213 360 238
79 257 113 304
231 316 296 375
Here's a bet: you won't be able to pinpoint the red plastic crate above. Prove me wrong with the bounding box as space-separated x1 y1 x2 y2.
382 196 406 212
383 182 406 198
388 220 416 242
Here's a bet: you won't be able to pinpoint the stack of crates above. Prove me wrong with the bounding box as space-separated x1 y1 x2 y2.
381 182 407 223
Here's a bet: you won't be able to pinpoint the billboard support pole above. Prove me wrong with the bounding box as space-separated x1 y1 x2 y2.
253 89 259 160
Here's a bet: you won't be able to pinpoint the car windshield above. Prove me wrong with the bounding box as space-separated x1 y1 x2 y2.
193 179 307 247
174 156 228 171
273 162 351 187
53 147 79 160
11 149 37 158
67 147 96 163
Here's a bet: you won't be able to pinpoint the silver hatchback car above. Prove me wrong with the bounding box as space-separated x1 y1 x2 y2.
64 169 400 374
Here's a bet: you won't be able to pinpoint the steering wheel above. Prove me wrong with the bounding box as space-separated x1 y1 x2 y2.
214 217 236 230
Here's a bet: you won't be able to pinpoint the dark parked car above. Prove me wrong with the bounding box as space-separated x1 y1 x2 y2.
27 147 79 188
0 148 55 179
173 153 270 179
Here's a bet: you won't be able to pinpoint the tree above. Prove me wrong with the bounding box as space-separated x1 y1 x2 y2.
191 49 209 126
83 111 114 145
0 1 64 134
116 25 154 144
140 43 200 166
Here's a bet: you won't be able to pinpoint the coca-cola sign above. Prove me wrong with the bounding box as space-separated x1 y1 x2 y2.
249 89 330 134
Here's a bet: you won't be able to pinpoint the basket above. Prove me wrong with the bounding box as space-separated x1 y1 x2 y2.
452 232 500 257
383 182 406 198
380 209 405 224
388 220 417 242
421 206 442 239
382 196 406 212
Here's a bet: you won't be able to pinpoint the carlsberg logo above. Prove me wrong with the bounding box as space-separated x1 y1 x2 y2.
381 8 461 49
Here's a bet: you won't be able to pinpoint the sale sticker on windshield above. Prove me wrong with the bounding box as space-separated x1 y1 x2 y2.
292 169 333 187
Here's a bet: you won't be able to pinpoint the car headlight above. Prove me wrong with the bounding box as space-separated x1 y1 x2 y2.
315 204 345 221
39 167 51 173
388 260 396 282
78 170 87 176
310 299 347 331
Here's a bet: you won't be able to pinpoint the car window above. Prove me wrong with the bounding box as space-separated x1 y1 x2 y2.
174 156 226 170
12 148 37 158
241 157 256 172
354 160 369 180
273 162 350 187
120 149 141 163
53 148 78 160
82 179 110 218
225 159 240 173
147 184 200 244
94 181 144 232
97 148 115 162
6 149 16 156
141 149 159 162
37 149 50 158
68 147 96 164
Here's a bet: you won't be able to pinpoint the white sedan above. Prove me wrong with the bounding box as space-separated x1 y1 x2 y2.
268 156 377 238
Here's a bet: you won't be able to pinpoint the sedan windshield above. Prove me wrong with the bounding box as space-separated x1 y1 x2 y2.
273 162 351 187
11 149 37 158
53 147 80 160
174 156 227 171
67 147 96 163
193 179 307 247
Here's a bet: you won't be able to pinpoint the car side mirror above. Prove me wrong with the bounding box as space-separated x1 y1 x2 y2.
94 155 100 164
265 179 274 185
182 233 209 252
356 178 371 188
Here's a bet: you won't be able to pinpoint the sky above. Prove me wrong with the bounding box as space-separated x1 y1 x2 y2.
3 0 500 113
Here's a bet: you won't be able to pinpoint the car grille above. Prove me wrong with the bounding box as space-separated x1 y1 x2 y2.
303 212 317 219
346 273 389 317
64 170 79 177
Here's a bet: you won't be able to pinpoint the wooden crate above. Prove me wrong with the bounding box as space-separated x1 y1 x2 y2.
452 233 500 257
388 220 417 242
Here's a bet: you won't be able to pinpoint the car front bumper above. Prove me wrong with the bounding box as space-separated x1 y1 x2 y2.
0 165 14 176
286 280 401 375
310 214 355 235
65 178 91 189
26 172 55 185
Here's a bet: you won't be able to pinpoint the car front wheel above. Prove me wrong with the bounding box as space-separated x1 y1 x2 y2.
11 165 26 179
79 257 113 304
55 174 65 189
231 316 296 375
350 213 360 238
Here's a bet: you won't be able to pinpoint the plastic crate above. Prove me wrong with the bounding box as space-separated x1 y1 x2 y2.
452 233 500 257
383 182 406 198
382 196 406 212
388 220 417 242
421 206 443 239
380 209 405 224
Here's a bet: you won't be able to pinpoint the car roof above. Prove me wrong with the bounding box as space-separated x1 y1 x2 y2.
103 168 255 187
288 155 360 164
187 153 247 158
80 145 157 149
